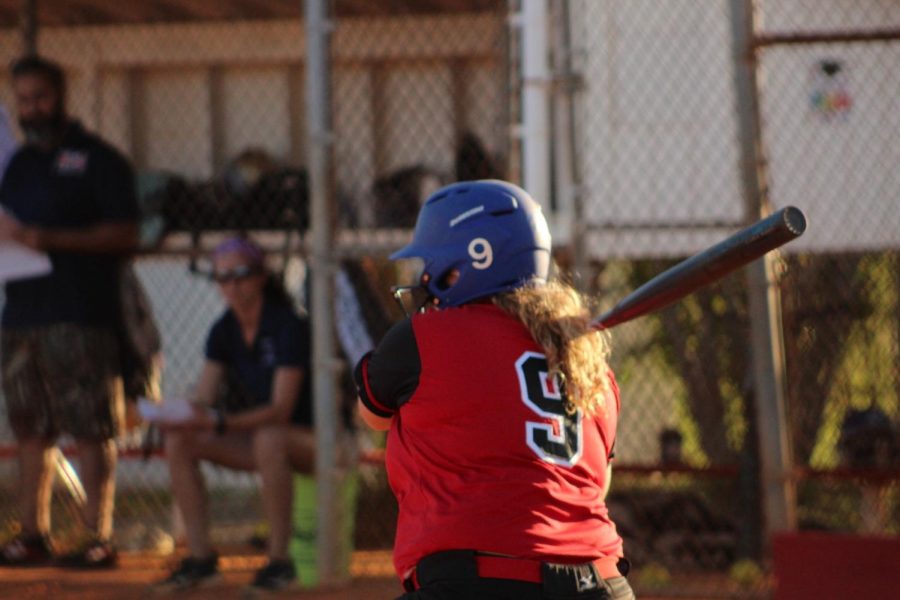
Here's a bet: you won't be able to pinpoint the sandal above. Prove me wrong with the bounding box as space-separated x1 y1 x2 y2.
0 533 54 567
55 537 118 569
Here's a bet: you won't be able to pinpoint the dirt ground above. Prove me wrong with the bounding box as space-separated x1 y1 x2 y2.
1 549 765 599
0 551 402 600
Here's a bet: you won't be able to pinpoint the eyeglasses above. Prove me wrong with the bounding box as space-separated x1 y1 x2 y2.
211 264 260 283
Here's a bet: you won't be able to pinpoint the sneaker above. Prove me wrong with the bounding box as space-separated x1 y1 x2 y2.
244 558 296 595
0 533 54 566
55 537 118 569
154 554 221 593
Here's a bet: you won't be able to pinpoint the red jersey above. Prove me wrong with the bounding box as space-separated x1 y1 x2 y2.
356 303 623 579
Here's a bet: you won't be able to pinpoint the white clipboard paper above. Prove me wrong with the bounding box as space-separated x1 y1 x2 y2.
137 397 196 425
0 240 52 283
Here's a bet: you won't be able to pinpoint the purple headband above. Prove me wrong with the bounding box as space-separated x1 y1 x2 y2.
212 236 265 267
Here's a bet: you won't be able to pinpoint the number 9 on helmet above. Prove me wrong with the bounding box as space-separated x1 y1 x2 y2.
390 179 552 309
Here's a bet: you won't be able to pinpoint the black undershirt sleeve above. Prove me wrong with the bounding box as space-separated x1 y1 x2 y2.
353 318 421 418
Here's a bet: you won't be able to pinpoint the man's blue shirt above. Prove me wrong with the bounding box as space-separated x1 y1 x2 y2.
0 121 138 328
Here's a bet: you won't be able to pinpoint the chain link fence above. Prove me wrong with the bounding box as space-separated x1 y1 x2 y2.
0 1 896 597
567 0 899 595
756 0 900 554
0 5 330 576
329 0 512 579
567 2 766 594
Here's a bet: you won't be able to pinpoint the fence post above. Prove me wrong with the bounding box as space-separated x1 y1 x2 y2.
728 0 798 546
520 0 551 207
304 0 340 585
549 0 588 288
19 0 38 55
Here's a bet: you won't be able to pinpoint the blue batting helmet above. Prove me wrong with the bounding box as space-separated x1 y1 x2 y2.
390 180 551 308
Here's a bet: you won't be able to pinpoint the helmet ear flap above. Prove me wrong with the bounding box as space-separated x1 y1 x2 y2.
433 268 461 292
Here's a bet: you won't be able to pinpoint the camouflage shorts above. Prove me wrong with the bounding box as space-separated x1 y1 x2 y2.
2 324 125 441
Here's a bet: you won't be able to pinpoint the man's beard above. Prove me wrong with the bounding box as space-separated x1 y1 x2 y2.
19 111 67 146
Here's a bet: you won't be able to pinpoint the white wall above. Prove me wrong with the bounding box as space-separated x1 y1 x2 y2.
759 42 900 253
757 0 900 34
570 0 900 257
0 13 507 197
569 0 744 258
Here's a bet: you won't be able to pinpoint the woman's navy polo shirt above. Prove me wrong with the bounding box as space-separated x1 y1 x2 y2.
205 298 312 426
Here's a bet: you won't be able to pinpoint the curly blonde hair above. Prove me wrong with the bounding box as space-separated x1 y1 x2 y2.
493 281 612 415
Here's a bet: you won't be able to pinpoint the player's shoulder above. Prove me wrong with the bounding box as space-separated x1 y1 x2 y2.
382 316 416 347
410 304 523 345
606 368 621 413
367 317 419 373
412 302 510 328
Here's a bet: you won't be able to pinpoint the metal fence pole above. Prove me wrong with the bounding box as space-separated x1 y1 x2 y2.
304 0 339 585
19 0 38 55
549 0 587 287
520 0 551 206
728 0 797 542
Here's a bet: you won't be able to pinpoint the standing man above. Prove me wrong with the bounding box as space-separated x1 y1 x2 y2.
0 55 139 568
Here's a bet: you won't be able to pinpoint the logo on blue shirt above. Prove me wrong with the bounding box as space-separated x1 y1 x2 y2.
55 149 88 175
259 336 277 367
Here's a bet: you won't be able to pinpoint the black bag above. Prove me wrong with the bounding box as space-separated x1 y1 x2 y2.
117 262 163 402
245 167 309 230
372 165 443 228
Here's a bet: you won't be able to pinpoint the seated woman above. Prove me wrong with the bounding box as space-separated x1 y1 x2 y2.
156 236 314 593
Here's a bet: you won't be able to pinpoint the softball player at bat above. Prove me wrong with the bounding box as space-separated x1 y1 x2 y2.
355 180 634 599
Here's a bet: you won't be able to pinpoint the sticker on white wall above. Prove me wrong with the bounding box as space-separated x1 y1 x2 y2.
810 59 852 122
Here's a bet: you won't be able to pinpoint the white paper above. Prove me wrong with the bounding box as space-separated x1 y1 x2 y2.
0 240 52 283
0 103 16 176
137 397 197 424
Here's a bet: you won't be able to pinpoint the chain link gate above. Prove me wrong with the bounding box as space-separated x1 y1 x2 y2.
565 0 898 596
567 2 766 594
754 0 900 569
327 0 512 578
0 2 320 572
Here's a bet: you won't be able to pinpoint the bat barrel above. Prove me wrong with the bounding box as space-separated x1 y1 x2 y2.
782 205 807 237
593 206 806 330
